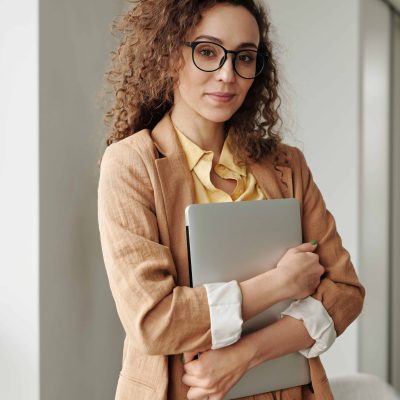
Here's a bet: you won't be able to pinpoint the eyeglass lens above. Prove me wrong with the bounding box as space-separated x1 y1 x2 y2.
192 42 264 79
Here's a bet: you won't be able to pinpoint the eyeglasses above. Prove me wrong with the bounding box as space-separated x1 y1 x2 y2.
184 41 266 79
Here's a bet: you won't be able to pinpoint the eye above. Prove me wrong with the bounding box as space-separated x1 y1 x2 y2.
199 48 215 57
195 43 221 59
238 52 256 63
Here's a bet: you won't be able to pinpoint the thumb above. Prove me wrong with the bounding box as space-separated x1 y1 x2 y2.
181 351 199 364
294 240 318 253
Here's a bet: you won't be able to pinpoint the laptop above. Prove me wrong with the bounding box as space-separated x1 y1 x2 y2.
185 198 311 399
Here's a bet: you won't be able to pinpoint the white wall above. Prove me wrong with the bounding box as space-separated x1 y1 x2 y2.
0 1 39 399
264 0 362 376
390 12 400 392
359 0 391 381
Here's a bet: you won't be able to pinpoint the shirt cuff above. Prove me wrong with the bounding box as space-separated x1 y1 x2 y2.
203 280 243 350
281 296 337 358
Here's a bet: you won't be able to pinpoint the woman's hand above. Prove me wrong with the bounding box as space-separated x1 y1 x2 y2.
276 241 325 300
182 340 252 400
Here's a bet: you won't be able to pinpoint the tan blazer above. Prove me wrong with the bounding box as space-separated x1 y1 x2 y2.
97 112 365 400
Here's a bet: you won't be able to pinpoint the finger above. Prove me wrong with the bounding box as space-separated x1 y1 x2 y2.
182 372 206 388
305 251 319 261
183 358 201 375
294 241 318 253
209 394 224 400
183 351 199 363
187 385 211 400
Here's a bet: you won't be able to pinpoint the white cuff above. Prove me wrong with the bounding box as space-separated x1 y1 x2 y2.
281 296 337 358
204 280 243 350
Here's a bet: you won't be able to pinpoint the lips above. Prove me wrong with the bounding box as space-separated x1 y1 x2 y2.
206 92 236 102
207 92 235 97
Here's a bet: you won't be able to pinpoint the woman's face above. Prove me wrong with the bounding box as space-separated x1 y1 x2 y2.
172 3 260 123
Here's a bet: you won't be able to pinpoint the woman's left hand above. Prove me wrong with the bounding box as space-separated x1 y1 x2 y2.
182 340 252 400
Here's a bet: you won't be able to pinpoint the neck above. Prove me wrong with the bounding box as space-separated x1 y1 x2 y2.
169 101 226 161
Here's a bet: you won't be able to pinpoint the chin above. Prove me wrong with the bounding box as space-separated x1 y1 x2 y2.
199 107 237 123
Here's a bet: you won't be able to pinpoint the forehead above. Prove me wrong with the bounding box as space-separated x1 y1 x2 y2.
190 3 260 47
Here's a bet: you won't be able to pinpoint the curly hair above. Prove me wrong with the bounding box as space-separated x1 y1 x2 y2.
101 0 284 164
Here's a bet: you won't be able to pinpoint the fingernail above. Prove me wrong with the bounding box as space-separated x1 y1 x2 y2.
310 240 318 245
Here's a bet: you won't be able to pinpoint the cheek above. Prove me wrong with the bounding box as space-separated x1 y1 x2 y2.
179 66 209 97
240 80 254 98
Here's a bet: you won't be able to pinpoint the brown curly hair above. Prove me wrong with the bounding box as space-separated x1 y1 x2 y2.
101 0 284 164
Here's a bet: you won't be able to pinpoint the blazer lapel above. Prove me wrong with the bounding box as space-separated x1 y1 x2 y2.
247 156 293 199
151 113 195 286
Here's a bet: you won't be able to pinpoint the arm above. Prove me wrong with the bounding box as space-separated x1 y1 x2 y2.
204 235 331 351
182 315 314 400
201 240 326 351
246 146 365 355
201 269 294 351
244 147 365 358
243 315 316 371
293 146 365 336
239 269 288 321
98 142 213 355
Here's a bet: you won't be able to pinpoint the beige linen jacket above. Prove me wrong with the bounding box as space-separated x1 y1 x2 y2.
97 112 365 400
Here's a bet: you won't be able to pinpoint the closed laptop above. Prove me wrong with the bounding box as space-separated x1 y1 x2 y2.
185 199 311 399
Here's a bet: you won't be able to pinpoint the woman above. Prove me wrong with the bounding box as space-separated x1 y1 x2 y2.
97 1 365 399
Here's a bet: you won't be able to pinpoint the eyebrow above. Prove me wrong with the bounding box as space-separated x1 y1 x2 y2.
192 35 258 50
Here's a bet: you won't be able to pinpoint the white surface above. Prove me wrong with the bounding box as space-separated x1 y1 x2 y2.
0 1 39 400
330 373 400 400
390 12 400 392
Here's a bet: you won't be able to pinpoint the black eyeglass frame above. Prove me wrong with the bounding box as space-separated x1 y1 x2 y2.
184 40 267 79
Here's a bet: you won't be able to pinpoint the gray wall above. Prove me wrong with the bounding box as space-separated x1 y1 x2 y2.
39 0 125 399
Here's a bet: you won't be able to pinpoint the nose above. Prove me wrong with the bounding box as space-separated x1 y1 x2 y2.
215 53 236 82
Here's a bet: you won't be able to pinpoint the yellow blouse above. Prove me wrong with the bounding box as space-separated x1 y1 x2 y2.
172 123 267 203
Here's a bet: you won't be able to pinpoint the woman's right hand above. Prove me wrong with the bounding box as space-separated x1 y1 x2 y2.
276 242 325 300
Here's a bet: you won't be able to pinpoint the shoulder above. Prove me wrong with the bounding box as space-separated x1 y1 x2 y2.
272 142 307 171
99 129 157 182
100 129 157 170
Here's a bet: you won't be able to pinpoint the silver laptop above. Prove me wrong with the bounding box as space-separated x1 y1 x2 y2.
185 199 311 399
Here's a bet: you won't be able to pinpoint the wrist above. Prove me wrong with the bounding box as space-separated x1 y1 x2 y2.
233 334 258 373
266 268 290 301
239 268 290 322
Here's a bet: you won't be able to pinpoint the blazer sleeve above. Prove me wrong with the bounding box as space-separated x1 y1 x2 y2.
97 141 212 356
293 146 366 337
